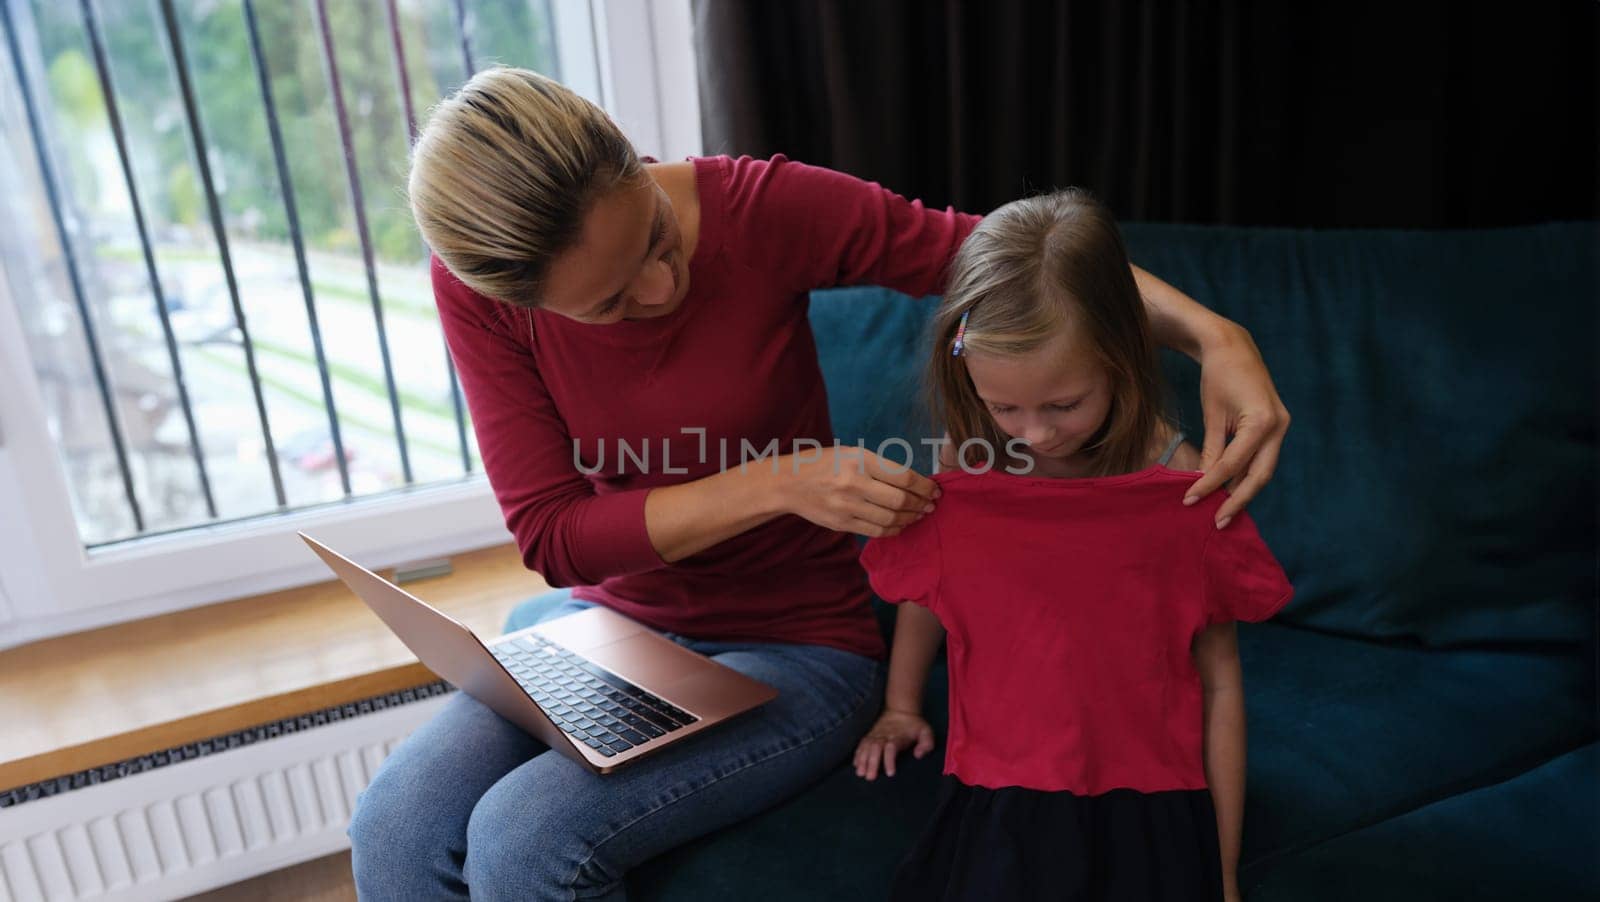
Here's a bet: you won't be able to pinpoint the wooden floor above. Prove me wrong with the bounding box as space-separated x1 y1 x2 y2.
1 542 544 789
187 851 356 901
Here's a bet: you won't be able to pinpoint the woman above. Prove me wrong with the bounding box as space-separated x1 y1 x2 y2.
347 66 1290 900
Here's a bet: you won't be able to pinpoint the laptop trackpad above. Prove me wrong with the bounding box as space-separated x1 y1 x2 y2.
582 634 705 688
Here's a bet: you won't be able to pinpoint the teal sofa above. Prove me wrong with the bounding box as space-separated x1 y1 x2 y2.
508 222 1598 899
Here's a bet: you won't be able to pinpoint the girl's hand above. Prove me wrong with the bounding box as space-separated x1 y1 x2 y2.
1224 880 1242 902
854 708 936 780
1184 324 1291 529
771 446 940 538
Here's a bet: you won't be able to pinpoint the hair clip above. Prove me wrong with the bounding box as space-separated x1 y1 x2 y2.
951 309 971 357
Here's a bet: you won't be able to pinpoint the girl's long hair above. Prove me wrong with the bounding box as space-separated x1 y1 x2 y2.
928 188 1173 476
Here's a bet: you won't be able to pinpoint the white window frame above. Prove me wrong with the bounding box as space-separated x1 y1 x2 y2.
0 0 702 650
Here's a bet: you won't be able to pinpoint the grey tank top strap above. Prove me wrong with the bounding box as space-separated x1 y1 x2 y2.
1157 431 1186 467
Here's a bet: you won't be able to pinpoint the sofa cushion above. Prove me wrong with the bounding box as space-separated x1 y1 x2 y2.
806 286 942 474
1121 222 1596 648
1243 742 1599 900
1232 621 1594 875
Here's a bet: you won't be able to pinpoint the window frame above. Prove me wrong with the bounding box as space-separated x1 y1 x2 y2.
0 0 702 649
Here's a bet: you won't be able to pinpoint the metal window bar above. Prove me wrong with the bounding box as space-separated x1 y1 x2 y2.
587 3 605 108
383 0 472 475
7 0 575 547
78 0 218 519
452 0 475 80
155 0 288 508
0 0 146 532
239 0 352 498
539 0 561 86
311 0 413 486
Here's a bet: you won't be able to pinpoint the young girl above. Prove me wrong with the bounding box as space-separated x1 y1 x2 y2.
854 189 1293 902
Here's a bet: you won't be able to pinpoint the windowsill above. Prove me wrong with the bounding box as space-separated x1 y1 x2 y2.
0 542 547 791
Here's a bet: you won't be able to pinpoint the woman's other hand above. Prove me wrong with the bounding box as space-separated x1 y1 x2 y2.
1184 324 1291 529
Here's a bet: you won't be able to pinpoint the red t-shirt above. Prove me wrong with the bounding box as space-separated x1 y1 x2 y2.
859 465 1294 794
433 154 981 660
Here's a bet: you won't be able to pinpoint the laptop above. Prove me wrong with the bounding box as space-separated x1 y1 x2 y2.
299 533 779 774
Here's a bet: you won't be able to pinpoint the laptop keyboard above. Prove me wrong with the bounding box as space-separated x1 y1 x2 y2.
491 633 700 757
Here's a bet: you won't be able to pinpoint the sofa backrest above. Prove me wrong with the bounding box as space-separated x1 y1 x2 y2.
808 222 1597 649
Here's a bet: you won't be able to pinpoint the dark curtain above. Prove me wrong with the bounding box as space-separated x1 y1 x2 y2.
693 0 1598 227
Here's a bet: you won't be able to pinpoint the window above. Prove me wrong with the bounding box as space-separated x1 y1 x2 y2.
0 0 700 646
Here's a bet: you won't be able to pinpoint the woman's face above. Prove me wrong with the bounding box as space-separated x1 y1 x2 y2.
538 176 689 323
963 328 1113 466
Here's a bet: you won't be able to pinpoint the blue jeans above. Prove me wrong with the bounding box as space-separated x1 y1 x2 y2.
347 589 886 901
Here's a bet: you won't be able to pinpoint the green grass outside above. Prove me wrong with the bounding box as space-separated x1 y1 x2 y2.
248 337 455 420
302 279 433 317
192 346 467 459
99 244 435 317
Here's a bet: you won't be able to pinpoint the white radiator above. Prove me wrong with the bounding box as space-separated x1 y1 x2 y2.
0 690 450 901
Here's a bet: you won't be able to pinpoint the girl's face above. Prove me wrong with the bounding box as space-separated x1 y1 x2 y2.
539 176 689 324
963 328 1112 472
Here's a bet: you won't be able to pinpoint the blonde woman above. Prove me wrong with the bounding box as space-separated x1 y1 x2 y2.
349 65 1290 899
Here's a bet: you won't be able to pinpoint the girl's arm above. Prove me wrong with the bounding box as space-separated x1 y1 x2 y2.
855 602 945 780
857 434 952 781
1193 620 1247 901
885 603 945 715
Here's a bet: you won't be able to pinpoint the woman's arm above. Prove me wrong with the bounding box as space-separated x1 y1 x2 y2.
728 155 980 300
1194 621 1247 900
640 465 791 563
1133 265 1291 529
1133 265 1235 363
644 447 938 563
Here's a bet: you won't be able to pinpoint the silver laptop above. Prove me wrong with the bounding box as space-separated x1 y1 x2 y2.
300 533 778 774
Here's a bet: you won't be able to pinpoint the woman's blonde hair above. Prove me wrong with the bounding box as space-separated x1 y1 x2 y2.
407 66 644 306
928 188 1173 477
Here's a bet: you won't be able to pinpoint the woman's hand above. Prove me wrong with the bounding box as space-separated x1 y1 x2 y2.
1184 324 1291 529
854 708 936 780
1224 879 1242 902
770 446 939 538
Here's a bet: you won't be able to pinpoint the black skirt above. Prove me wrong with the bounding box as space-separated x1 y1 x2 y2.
890 775 1224 902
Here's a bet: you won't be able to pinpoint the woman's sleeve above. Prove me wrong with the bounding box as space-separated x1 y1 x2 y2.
432 256 667 587
1200 511 1294 627
858 515 944 613
721 154 982 297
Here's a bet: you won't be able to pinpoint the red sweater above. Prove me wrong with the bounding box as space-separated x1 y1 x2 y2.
433 154 980 660
860 467 1294 794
